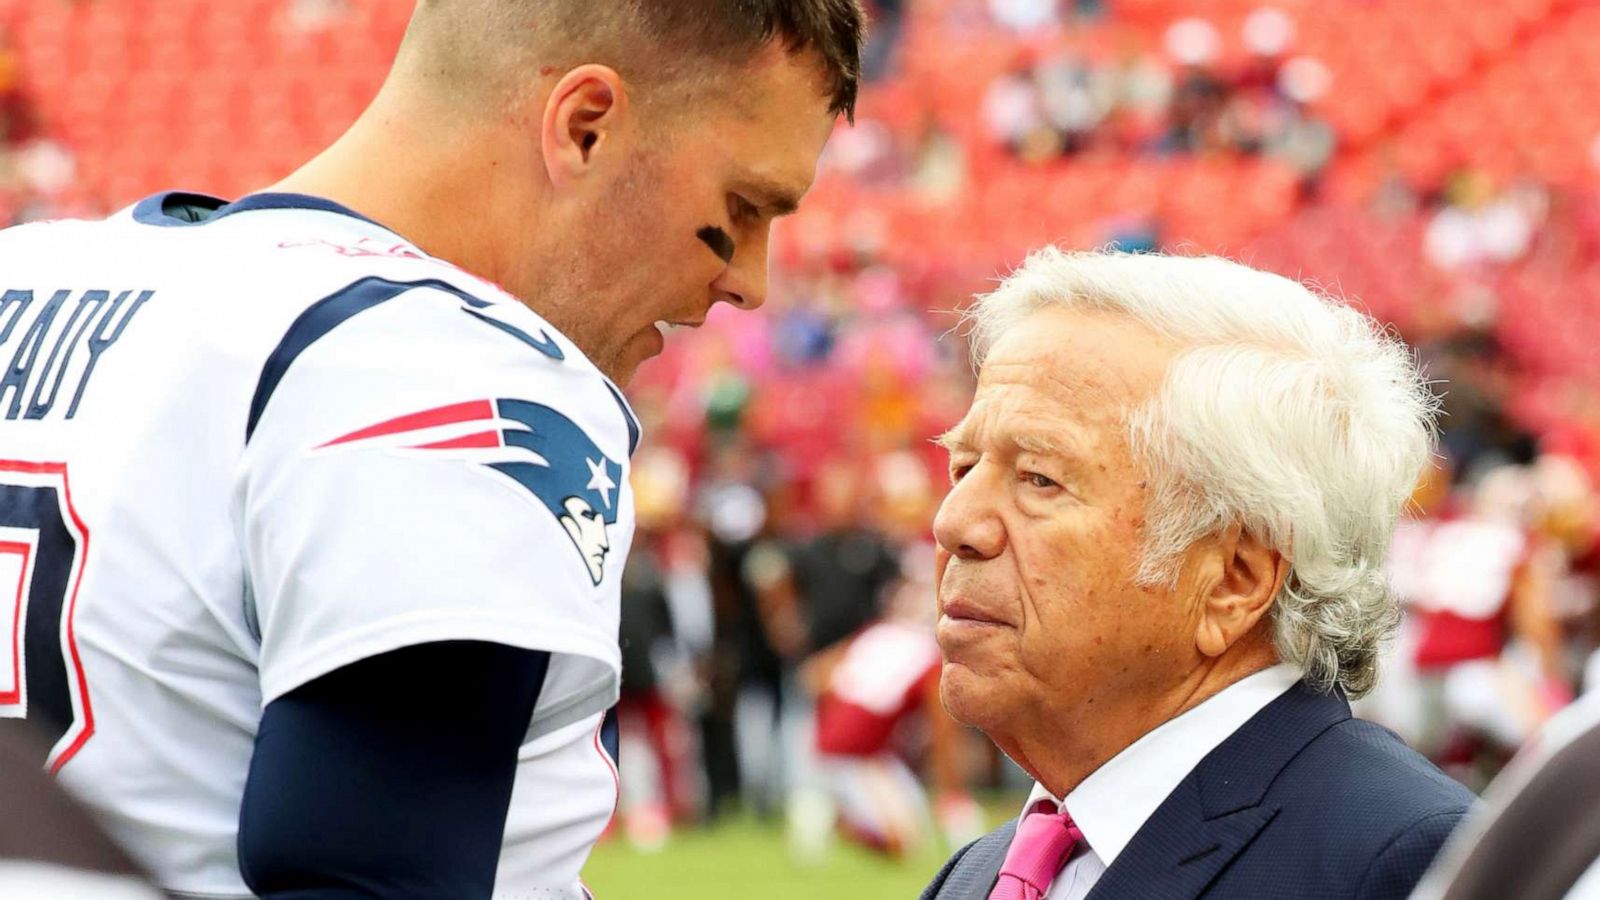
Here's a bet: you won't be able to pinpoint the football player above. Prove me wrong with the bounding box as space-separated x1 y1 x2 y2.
0 0 864 896
810 543 980 858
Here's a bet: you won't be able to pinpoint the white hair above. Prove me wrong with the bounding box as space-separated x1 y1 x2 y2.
964 248 1439 698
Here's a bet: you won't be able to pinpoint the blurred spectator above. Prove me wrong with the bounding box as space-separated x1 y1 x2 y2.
698 442 799 821
615 448 709 848
975 10 1334 170
1419 327 1536 481
982 61 1057 162
1529 455 1600 696
282 0 351 35
1034 49 1113 155
861 0 905 81
789 459 902 655
987 0 1059 34
0 26 80 225
0 28 37 147
1162 20 1228 152
1425 171 1547 273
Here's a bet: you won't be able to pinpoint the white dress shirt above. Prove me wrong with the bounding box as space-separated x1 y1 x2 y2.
1023 664 1302 900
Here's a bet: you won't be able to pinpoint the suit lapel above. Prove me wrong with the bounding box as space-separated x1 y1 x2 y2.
1085 681 1350 900
928 819 1015 899
1083 781 1279 900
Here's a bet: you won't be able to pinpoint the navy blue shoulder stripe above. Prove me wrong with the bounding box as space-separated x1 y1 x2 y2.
211 193 392 230
458 307 565 362
130 190 396 233
246 277 565 442
601 379 641 455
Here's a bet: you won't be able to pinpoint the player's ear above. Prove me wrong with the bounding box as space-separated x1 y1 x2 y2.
541 65 630 189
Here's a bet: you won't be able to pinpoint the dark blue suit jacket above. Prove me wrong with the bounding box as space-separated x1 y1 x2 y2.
921 681 1475 899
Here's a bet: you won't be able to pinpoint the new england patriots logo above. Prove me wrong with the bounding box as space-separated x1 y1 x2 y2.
318 399 622 585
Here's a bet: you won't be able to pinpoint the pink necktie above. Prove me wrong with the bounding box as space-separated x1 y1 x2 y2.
988 804 1084 900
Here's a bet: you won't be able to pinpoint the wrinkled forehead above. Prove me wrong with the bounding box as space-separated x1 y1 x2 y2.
981 308 1176 404
947 372 1116 458
949 308 1179 452
969 351 1146 431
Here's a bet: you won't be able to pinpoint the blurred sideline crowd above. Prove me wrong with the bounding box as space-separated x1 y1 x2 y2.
2 0 1599 865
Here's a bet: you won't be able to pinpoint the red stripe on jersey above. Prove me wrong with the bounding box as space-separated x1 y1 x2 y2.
318 400 494 448
0 460 97 775
0 540 31 705
407 431 502 450
50 462 94 775
594 718 620 827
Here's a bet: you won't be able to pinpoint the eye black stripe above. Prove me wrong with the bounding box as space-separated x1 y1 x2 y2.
696 226 735 264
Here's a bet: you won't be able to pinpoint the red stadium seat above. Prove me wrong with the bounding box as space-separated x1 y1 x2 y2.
5 0 1597 393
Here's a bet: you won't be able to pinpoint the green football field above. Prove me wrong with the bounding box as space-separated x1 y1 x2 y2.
582 820 946 899
582 800 1022 899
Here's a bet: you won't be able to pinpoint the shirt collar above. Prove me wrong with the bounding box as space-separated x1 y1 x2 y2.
1024 663 1301 868
129 190 401 238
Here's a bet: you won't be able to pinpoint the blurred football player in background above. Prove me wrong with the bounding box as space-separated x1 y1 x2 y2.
613 446 714 850
697 449 980 863
807 541 984 859
1374 455 1578 788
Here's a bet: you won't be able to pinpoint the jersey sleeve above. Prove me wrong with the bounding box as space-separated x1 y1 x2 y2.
235 277 635 724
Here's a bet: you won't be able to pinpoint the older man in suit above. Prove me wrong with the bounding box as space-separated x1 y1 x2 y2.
920 249 1474 900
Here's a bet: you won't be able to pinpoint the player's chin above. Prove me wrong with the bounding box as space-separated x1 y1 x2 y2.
611 325 665 384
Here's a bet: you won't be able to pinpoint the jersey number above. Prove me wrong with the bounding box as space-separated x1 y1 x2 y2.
0 460 93 773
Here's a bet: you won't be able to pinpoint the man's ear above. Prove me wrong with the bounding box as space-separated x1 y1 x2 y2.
540 65 629 190
1194 523 1290 658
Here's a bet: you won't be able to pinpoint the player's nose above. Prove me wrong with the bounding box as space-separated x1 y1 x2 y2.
711 234 769 311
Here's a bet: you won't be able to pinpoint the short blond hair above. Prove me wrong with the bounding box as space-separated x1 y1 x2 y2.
397 0 866 120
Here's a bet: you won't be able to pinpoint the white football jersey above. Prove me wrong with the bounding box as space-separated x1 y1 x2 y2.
0 192 637 898
1388 517 1526 620
828 621 939 716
